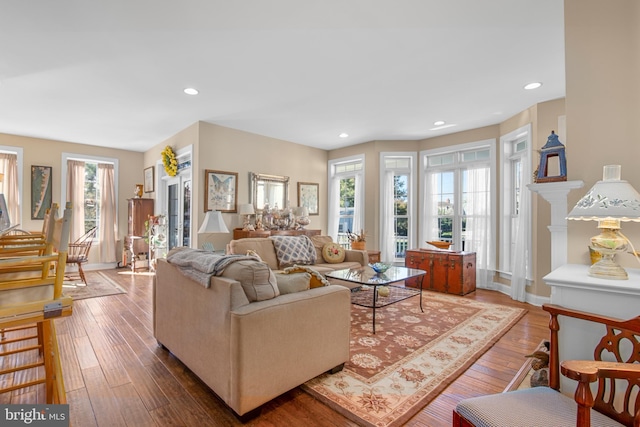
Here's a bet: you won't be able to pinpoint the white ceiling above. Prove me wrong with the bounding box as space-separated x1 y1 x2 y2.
0 1 565 152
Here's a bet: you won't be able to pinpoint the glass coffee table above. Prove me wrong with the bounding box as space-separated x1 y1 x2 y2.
326 266 427 333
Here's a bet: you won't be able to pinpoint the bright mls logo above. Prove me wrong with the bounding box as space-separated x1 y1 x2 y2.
1 405 69 426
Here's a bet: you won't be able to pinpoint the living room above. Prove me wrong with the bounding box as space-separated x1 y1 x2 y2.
1 1 639 426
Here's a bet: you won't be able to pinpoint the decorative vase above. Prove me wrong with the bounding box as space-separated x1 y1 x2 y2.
351 241 366 251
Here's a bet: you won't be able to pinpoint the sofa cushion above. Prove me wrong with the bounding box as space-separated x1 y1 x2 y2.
221 260 279 302
283 265 330 288
310 235 333 260
322 242 345 263
270 235 316 267
275 272 311 294
228 238 279 270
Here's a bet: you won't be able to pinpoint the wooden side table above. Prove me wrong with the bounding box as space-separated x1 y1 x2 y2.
367 250 381 263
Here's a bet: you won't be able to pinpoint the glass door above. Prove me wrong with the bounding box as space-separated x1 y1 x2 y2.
165 174 191 250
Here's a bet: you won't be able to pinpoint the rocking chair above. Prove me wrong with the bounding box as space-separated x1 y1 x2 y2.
66 226 97 285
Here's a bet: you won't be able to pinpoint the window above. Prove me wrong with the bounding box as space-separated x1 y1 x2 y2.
328 155 364 246
421 140 496 287
500 124 532 280
380 153 417 261
0 146 23 225
62 153 119 263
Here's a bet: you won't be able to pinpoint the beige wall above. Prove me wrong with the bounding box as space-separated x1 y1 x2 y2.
0 132 145 262
145 122 329 250
565 0 640 270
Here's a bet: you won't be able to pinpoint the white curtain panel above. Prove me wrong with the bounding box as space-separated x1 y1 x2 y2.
380 170 395 262
352 173 364 236
66 160 86 241
98 163 117 263
464 166 494 288
510 158 532 302
327 177 340 241
0 153 19 224
423 172 440 242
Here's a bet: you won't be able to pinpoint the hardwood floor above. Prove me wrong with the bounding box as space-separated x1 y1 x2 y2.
1 269 549 426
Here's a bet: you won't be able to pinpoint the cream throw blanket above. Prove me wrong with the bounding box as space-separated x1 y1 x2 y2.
166 247 260 287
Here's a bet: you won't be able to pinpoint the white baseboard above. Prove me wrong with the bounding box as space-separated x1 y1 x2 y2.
479 282 550 307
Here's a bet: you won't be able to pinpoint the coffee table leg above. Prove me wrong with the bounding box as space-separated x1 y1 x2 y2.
372 287 376 334
419 274 424 312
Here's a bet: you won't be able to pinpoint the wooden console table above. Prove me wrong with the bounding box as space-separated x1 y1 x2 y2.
404 248 476 295
233 228 321 240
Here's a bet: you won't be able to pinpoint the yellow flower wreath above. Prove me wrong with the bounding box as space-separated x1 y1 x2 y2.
161 146 178 176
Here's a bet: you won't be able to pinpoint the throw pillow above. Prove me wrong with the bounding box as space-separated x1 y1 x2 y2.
275 272 311 295
221 260 279 302
310 235 334 260
270 235 317 268
322 242 345 264
246 249 262 262
283 265 330 288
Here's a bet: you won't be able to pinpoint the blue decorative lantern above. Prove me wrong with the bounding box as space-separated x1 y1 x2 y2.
536 131 567 183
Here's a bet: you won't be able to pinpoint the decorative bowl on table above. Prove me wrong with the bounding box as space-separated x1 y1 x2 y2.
426 240 452 250
369 262 391 274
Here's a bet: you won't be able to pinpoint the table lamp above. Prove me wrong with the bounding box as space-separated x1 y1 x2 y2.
567 165 640 279
238 204 255 231
198 210 229 251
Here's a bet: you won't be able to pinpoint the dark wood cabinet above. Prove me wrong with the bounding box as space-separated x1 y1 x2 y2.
232 228 320 240
126 198 154 256
404 248 476 295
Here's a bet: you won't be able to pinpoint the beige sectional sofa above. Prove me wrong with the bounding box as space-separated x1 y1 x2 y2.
227 235 367 273
153 255 352 418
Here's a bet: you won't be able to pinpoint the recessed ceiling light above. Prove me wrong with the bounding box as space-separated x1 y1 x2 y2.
184 88 199 95
433 120 446 126
339 133 349 138
524 82 542 90
429 124 457 131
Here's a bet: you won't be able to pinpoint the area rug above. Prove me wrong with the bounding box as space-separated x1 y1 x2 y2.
62 270 126 300
302 291 526 427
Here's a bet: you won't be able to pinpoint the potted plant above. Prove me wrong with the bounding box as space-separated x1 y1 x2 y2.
347 229 367 250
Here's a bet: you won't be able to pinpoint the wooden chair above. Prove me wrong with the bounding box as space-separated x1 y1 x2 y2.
0 204 58 258
0 203 72 404
66 226 97 284
453 304 640 427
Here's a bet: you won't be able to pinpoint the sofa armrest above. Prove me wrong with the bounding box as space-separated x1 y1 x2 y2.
344 249 368 266
229 285 351 414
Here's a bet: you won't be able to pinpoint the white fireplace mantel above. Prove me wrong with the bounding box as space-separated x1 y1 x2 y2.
528 180 584 270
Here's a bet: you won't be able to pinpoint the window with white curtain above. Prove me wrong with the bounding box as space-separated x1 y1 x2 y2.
61 153 119 263
0 146 23 225
500 124 532 301
327 155 364 246
421 140 496 288
380 153 416 262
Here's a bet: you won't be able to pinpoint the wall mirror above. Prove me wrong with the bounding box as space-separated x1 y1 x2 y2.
251 173 289 212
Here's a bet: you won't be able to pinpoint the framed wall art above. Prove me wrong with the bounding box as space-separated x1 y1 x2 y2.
298 182 319 215
144 166 154 193
31 165 53 220
205 169 238 212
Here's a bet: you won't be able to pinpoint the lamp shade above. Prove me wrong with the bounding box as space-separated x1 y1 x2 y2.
295 206 309 217
198 210 230 234
567 165 640 222
238 204 255 216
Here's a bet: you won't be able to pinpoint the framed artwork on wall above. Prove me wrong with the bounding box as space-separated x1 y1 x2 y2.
144 166 154 193
298 182 319 215
31 165 52 220
205 169 238 212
